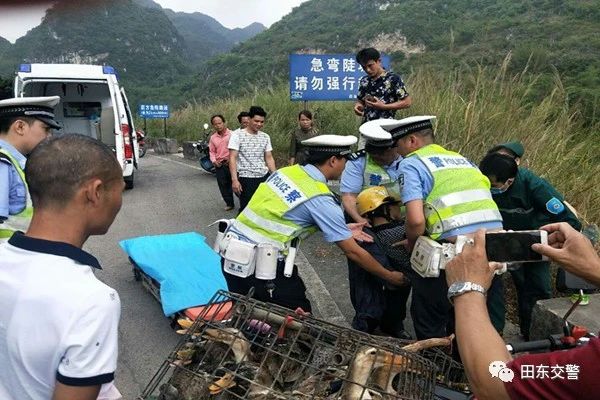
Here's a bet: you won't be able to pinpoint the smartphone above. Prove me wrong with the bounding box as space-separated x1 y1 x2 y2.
485 231 548 263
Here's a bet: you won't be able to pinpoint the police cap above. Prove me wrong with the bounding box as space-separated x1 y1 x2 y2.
359 119 395 152
301 134 358 159
0 96 62 129
379 115 437 141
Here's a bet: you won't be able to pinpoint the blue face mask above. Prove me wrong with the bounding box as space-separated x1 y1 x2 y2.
490 179 513 195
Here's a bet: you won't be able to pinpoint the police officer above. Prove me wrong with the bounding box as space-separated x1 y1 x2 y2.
388 115 503 340
219 134 406 311
0 96 61 241
341 119 404 224
480 150 581 339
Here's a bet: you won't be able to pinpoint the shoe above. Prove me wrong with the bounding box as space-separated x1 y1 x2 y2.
570 293 590 306
224 205 234 211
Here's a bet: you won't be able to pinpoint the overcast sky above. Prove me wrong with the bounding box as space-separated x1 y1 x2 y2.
0 0 307 43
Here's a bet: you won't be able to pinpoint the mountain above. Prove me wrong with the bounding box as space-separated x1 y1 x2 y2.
131 0 265 64
163 9 266 64
0 36 10 55
0 0 189 87
191 0 600 114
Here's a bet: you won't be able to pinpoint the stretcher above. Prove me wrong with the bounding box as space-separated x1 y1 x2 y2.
130 258 232 324
120 232 231 324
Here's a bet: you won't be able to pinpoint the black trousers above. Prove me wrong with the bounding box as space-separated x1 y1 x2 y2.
222 259 312 312
238 174 269 212
348 259 411 336
410 270 505 340
215 164 234 207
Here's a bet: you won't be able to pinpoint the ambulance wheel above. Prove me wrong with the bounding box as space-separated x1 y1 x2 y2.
124 172 134 190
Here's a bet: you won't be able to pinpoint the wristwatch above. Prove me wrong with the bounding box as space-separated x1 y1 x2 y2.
447 281 486 304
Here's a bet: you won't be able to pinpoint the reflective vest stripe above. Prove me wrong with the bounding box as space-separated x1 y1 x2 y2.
230 220 285 248
363 154 395 191
240 207 297 237
429 189 494 211
235 165 332 247
0 148 33 240
410 144 501 239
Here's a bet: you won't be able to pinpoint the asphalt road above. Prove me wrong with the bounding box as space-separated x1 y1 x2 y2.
85 152 360 399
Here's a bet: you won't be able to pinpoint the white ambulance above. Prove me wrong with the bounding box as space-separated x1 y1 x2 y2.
14 63 139 189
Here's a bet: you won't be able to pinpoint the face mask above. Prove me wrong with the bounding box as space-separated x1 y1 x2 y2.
490 179 513 195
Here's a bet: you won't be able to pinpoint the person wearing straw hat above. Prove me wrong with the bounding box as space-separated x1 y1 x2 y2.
389 115 503 340
219 134 406 312
340 119 404 224
0 96 61 241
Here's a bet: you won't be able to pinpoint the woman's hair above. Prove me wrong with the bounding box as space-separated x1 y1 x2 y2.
298 110 312 120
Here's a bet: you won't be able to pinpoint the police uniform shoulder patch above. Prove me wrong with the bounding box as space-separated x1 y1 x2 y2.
546 197 565 215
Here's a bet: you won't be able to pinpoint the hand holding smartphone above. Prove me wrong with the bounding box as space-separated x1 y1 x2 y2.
485 231 548 263
364 94 378 102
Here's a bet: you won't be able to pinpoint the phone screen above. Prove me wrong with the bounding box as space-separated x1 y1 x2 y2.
485 232 543 263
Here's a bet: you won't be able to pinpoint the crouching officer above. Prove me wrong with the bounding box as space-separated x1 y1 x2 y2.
218 135 406 311
341 119 404 224
349 186 412 339
388 116 503 339
0 96 61 241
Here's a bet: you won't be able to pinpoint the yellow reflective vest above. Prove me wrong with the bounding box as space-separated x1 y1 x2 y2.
409 144 502 240
362 154 397 193
0 148 33 241
233 165 332 248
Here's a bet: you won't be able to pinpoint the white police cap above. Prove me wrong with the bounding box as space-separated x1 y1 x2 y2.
301 134 357 158
0 96 62 129
380 115 437 140
359 119 395 150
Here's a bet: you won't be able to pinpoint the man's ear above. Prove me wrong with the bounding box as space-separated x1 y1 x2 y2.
84 178 104 206
12 119 27 136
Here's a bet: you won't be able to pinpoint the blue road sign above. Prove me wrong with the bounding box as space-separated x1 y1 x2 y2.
289 54 391 101
139 104 170 119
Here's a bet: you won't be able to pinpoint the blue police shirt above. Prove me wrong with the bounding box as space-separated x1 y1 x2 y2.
0 139 27 218
229 164 351 244
399 155 502 239
340 154 403 193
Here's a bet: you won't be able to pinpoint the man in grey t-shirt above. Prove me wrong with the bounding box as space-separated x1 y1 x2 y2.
228 106 276 212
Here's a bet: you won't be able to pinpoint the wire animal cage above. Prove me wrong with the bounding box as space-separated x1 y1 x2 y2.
139 290 456 400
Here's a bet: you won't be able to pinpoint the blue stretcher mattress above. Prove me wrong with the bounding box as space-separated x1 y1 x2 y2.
119 232 227 316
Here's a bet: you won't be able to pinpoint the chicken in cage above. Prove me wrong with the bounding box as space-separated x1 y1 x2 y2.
139 290 460 400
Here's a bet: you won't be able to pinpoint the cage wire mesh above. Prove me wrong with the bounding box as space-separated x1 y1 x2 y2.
138 290 465 400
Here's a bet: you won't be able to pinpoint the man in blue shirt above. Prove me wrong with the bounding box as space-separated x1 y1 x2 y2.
384 116 503 339
341 119 403 223
0 96 61 240
221 135 406 311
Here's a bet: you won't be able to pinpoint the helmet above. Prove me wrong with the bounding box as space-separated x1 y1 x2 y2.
356 186 401 216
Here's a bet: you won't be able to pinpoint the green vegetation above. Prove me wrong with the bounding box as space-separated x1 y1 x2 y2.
151 61 600 224
190 0 600 124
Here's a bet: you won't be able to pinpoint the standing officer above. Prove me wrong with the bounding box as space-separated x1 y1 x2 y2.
389 116 503 339
480 152 581 339
219 135 406 311
0 96 61 241
341 119 404 224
